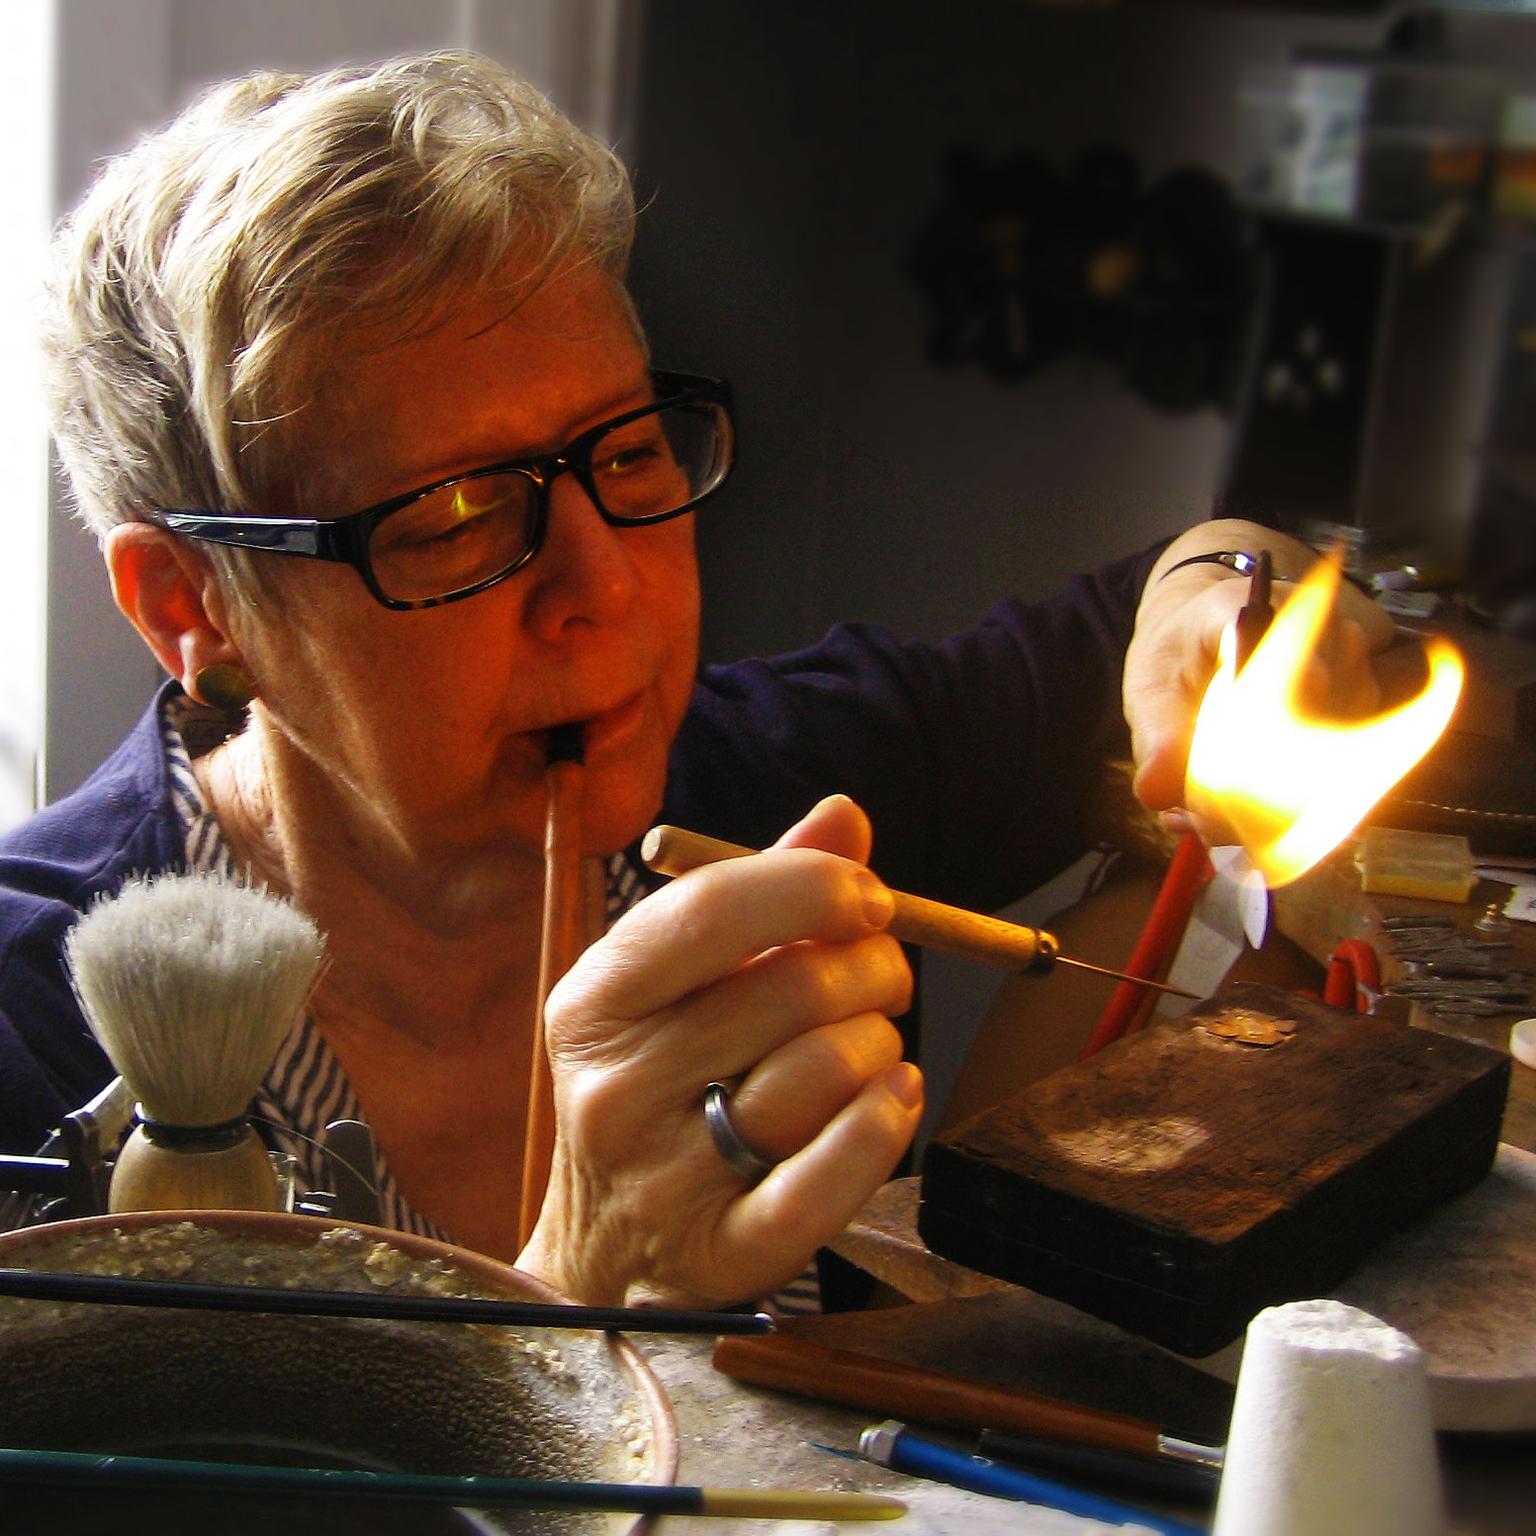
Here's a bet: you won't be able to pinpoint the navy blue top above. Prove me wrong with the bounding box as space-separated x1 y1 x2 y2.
0 545 1159 1156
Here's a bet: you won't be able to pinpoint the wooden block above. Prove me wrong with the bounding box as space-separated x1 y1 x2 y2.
919 982 1510 1357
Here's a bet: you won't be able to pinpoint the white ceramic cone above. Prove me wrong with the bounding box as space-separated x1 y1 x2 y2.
1212 1298 1445 1536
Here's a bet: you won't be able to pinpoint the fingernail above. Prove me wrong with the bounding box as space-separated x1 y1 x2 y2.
883 1061 923 1109
857 870 895 929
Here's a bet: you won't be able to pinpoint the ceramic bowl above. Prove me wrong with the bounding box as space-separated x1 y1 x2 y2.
0 1210 678 1534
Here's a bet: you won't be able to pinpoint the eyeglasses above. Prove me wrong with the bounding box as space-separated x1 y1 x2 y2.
145 371 734 610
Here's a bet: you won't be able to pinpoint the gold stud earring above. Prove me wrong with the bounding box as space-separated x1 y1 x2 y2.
193 662 256 712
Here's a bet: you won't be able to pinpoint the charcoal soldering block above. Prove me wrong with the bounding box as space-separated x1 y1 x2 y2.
918 982 1510 1357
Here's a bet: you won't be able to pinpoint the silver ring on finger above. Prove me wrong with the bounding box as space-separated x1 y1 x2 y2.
703 1080 775 1182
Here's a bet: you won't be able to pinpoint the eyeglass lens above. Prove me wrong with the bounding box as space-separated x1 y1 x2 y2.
367 398 728 603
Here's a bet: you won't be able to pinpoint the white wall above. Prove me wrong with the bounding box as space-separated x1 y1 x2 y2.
0 5 54 832
46 0 178 809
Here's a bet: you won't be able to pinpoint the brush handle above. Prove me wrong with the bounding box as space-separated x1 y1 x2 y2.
108 1124 282 1215
0 1446 905 1520
0 1267 774 1336
714 1333 1162 1457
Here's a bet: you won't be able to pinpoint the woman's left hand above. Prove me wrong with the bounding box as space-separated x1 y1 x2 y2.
517 793 923 1309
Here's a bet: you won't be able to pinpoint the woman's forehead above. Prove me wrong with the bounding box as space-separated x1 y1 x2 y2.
262 268 649 510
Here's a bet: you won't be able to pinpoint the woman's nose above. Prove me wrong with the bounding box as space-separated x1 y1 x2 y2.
522 471 640 640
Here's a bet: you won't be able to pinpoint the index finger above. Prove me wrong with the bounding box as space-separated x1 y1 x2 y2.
1129 699 1196 815
570 846 895 1020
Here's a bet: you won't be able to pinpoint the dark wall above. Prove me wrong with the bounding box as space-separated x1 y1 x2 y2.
623 1 1494 1132
624 2 1380 665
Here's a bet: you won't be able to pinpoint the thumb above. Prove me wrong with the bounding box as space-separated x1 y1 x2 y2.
1129 697 1194 814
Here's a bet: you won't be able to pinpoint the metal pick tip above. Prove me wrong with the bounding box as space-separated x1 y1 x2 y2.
1053 955 1201 1000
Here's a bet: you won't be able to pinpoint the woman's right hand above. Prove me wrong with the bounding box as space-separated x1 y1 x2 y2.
516 794 923 1308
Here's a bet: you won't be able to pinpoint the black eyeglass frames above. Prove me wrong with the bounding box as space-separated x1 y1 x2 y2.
144 371 734 610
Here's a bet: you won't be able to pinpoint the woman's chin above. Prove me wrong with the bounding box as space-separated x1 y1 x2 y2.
580 784 663 860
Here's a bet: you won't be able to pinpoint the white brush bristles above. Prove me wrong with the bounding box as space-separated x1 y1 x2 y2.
64 871 326 1128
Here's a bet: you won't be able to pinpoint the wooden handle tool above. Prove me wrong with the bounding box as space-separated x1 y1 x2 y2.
642 825 1198 999
714 1333 1164 1457
713 1333 1230 1468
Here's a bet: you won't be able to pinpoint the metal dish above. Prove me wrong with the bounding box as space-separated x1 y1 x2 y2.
0 1209 678 1534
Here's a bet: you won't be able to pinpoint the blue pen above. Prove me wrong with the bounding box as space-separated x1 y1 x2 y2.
858 1420 1208 1536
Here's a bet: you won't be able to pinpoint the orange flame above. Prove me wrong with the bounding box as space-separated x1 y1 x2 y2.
1184 555 1464 888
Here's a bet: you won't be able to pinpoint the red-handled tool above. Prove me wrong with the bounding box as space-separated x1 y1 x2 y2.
1322 938 1381 1013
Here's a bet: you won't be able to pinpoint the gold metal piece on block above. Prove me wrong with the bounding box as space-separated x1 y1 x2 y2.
1201 1010 1296 1048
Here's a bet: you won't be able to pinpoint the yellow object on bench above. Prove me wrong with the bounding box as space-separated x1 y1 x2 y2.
1356 826 1476 903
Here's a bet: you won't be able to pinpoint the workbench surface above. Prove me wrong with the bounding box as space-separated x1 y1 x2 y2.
645 1280 1532 1534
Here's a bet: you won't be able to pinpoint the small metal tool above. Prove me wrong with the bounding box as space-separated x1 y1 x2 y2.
0 1076 135 1229
1387 980 1531 1003
321 1119 383 1225
1233 548 1275 671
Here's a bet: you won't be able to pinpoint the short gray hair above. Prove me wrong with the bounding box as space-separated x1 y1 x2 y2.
43 50 637 540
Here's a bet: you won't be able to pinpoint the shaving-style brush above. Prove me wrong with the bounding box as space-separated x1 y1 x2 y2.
63 871 325 1214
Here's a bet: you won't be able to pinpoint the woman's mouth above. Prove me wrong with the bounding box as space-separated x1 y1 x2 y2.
538 690 647 764
543 720 586 765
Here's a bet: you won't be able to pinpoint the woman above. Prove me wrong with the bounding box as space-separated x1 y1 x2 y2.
0 52 1390 1309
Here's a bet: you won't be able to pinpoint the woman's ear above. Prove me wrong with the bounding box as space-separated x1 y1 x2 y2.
104 523 249 698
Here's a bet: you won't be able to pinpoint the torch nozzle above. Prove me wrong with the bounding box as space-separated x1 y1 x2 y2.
1233 549 1274 673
